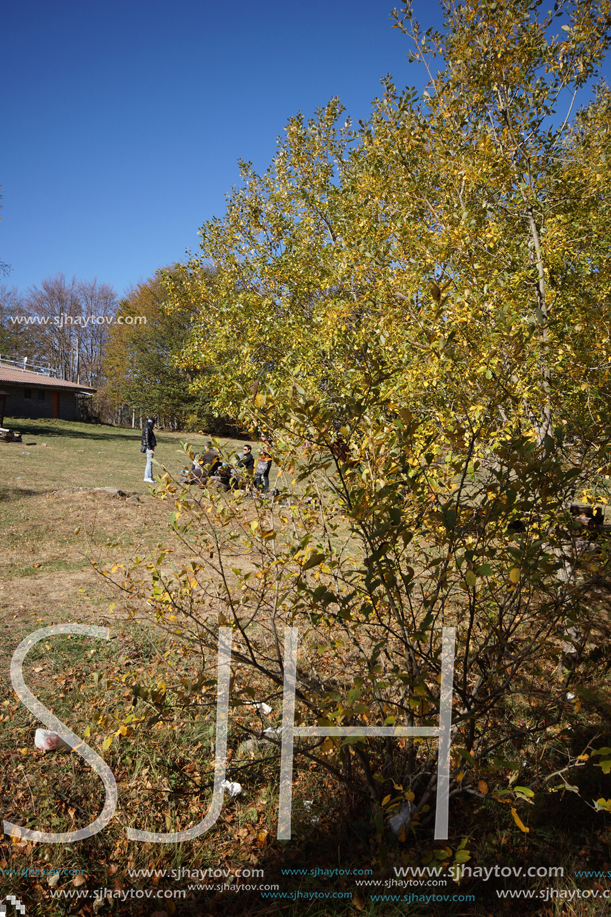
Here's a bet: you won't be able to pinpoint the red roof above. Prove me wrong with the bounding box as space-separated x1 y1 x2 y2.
0 365 96 393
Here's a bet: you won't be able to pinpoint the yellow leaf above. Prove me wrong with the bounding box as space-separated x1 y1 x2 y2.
478 780 489 795
509 568 521 584
511 807 529 833
102 736 113 751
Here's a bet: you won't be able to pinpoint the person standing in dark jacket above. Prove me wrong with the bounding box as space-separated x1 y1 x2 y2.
141 417 157 483
237 444 255 474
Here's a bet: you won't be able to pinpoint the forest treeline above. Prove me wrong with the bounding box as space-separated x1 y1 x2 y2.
0 270 223 429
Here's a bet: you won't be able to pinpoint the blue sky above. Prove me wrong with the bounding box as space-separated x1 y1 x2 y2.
1 0 440 298
1 1 608 300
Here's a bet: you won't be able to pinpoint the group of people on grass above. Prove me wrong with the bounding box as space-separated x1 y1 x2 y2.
141 417 273 492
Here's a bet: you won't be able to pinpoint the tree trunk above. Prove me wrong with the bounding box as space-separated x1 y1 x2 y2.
527 207 552 447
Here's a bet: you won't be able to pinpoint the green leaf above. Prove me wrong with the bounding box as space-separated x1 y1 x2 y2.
455 747 476 766
434 847 452 860
302 552 325 571
492 756 520 771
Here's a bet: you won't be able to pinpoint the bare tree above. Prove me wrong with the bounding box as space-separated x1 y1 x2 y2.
25 274 81 379
78 278 117 385
24 273 117 383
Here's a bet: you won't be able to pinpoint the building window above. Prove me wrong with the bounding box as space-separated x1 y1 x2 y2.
38 390 45 400
24 388 31 399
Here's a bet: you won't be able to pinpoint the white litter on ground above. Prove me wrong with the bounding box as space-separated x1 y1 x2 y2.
389 801 415 836
34 729 71 751
221 780 242 797
250 701 273 715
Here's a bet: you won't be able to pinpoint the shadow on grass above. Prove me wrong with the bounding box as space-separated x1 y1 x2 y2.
4 417 251 445
4 417 143 444
0 486 58 502
2 630 609 917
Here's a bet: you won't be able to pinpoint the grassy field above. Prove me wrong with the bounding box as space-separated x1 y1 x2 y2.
0 417 249 659
1 419 610 917
1 416 249 494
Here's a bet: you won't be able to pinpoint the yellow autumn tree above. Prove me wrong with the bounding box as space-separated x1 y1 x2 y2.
164 0 611 459
117 0 611 851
